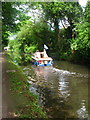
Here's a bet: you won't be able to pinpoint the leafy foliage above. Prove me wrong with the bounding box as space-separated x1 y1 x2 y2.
70 2 90 63
4 2 90 64
2 2 18 47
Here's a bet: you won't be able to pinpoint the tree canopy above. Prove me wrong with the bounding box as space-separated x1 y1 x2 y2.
2 2 90 65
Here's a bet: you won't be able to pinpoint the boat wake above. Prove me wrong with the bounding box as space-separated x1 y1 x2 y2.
52 67 88 78
52 68 76 75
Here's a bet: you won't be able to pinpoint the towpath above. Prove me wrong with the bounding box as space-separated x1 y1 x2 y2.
0 52 2 119
0 52 9 119
0 52 14 119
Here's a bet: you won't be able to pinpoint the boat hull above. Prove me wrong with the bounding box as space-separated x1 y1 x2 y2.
31 51 53 66
33 61 53 66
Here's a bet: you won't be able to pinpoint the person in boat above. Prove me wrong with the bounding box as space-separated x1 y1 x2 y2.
38 60 41 63
34 50 41 58
34 49 48 58
38 60 44 64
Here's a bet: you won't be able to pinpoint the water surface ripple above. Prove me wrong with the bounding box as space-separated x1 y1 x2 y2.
23 61 88 119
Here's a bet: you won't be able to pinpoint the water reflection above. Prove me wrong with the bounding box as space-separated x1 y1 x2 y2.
31 66 76 118
58 77 70 98
77 100 88 118
23 61 88 119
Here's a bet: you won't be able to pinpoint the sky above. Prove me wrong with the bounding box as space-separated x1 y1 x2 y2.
79 0 88 7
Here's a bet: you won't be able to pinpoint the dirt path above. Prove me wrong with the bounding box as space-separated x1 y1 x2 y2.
1 52 20 119
0 52 2 119
0 52 8 119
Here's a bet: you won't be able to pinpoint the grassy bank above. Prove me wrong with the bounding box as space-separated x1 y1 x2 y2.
5 53 47 118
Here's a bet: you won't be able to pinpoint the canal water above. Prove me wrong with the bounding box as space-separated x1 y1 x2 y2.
23 61 88 119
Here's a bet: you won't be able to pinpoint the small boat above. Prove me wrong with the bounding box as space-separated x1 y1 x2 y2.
32 48 53 66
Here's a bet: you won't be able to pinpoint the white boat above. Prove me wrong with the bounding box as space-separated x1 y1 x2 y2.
32 49 53 66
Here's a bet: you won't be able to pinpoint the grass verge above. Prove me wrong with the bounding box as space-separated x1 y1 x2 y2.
5 53 47 118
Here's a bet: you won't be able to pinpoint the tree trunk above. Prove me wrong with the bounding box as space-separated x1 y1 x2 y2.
54 18 59 51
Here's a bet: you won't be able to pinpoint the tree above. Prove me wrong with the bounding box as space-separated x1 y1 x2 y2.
40 2 83 53
70 2 90 63
2 2 19 47
10 19 53 64
7 2 89 64
2 2 30 47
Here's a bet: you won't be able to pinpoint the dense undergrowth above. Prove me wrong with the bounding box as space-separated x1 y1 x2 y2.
5 53 47 118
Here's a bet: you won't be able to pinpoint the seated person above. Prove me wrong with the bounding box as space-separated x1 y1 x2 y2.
34 50 41 58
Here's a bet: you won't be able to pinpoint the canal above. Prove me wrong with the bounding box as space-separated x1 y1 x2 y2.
23 61 88 119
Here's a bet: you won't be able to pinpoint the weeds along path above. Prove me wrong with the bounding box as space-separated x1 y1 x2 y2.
1 52 47 119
